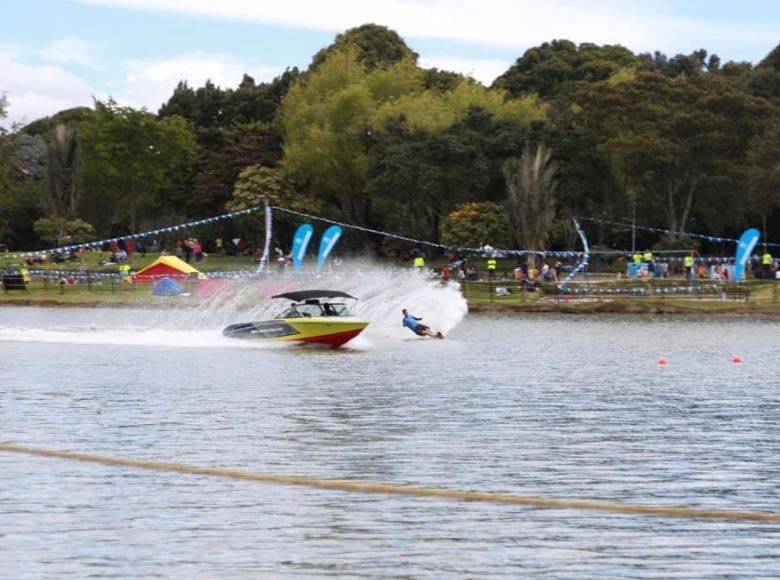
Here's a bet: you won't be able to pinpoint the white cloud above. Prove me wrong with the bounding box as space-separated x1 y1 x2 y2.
419 56 511 85
79 0 778 57
0 53 97 127
0 50 285 127
116 53 285 112
37 37 101 68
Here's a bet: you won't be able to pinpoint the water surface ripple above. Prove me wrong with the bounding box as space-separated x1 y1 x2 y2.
2 309 780 577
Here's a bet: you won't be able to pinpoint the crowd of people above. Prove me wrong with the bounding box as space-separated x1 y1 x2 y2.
628 248 778 281
411 251 562 286
2 234 778 289
172 238 204 263
405 245 779 286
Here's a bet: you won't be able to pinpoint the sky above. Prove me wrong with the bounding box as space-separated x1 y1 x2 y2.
1 0 779 128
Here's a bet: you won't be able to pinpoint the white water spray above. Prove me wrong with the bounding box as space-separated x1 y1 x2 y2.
0 261 468 349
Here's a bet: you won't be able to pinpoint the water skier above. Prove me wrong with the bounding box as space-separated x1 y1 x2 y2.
402 308 443 339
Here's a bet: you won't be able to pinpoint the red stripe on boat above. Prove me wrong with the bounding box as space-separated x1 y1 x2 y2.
296 328 364 347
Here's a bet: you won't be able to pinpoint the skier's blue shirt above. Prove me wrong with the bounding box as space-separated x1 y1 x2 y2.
402 313 422 333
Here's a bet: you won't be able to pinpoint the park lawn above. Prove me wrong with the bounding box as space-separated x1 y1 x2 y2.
0 251 258 273
0 281 163 305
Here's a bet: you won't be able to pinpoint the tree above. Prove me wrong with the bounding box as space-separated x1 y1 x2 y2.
282 43 545 234
745 43 780 106
44 123 80 220
158 70 296 219
573 72 775 234
227 165 320 247
32 122 88 244
228 164 319 212
186 122 283 216
639 49 718 78
493 40 638 98
747 123 780 240
158 81 197 120
0 93 15 196
33 217 94 246
80 99 198 233
280 47 380 224
160 69 301 128
368 109 529 244
440 202 510 249
310 24 418 72
21 107 92 137
0 94 22 246
503 143 557 260
0 129 48 249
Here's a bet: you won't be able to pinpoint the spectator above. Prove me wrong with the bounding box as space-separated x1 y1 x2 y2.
183 238 194 263
486 256 497 281
194 240 204 262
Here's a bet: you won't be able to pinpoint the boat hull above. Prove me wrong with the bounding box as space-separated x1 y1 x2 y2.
223 317 368 348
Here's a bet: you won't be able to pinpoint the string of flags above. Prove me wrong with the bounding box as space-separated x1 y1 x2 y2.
559 218 590 288
19 269 741 295
0 205 266 261
272 206 454 250
559 284 728 295
271 207 713 258
578 216 780 248
1 203 776 264
22 269 262 281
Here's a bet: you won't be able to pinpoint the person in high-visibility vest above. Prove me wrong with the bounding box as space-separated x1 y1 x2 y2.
643 250 654 276
119 263 132 282
19 267 31 284
684 254 695 279
486 257 497 281
762 249 773 276
632 252 642 264
413 255 425 269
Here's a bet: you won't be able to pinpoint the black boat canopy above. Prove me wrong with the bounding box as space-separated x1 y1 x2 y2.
271 290 357 302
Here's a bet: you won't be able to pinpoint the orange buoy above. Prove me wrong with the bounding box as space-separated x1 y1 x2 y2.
658 357 668 365
732 355 743 364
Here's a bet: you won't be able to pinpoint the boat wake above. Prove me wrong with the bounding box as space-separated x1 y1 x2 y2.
0 261 468 349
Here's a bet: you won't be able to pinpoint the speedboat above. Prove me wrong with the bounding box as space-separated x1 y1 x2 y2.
223 290 369 348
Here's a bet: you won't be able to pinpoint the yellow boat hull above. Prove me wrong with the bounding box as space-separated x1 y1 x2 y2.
223 317 369 347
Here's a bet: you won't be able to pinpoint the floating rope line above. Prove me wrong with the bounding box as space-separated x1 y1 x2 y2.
2 443 778 522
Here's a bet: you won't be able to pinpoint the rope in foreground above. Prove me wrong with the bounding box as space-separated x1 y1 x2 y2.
0 443 780 522
2 443 779 522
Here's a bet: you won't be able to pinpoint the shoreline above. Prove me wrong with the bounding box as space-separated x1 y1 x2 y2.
468 301 780 318
2 296 780 318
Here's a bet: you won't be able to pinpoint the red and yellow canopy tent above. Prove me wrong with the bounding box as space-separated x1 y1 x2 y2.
133 255 206 283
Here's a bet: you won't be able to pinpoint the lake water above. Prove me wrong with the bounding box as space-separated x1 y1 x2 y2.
2 272 780 577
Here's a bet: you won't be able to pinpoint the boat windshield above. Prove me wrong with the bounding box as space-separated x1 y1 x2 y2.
276 302 352 319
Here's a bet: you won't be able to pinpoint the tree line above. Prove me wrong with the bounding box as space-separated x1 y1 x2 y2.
1 24 779 257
